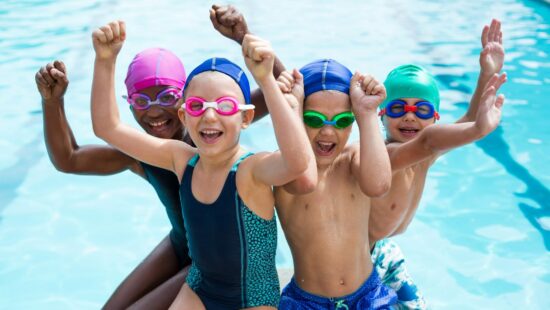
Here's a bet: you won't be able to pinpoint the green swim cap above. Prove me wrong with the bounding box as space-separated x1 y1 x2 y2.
381 64 440 112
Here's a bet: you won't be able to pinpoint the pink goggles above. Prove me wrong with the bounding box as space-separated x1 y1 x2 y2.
183 96 255 117
123 87 182 110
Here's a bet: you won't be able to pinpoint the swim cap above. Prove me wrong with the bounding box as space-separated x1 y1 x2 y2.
184 57 251 104
382 64 440 111
125 48 186 97
300 59 353 98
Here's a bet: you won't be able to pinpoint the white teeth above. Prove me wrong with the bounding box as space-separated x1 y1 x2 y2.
201 130 221 135
318 142 334 147
150 120 168 127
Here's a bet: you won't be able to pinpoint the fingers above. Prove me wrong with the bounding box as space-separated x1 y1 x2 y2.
35 68 49 87
277 70 294 92
350 71 363 89
494 72 507 90
209 8 221 29
481 25 489 47
495 94 505 109
242 34 273 61
41 65 55 85
53 60 66 75
50 68 68 84
94 21 125 44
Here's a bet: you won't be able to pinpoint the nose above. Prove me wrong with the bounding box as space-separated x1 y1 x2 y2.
319 124 336 136
201 107 218 122
146 105 164 117
402 111 417 122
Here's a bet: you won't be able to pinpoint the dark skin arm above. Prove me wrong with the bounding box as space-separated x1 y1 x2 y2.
210 4 286 120
36 60 143 176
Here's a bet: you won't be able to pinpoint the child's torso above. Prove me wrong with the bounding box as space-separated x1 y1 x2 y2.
275 153 373 297
180 153 280 308
369 160 431 243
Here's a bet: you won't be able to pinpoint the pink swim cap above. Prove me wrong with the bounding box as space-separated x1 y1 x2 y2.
124 48 186 96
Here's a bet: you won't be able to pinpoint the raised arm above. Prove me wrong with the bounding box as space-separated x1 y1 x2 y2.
90 21 193 177
36 60 142 176
350 73 391 197
457 19 505 123
276 69 317 194
389 75 506 171
242 35 315 186
209 4 286 120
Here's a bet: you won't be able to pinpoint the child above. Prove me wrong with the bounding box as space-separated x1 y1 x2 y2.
90 20 315 310
274 59 397 309
369 19 506 245
35 6 282 308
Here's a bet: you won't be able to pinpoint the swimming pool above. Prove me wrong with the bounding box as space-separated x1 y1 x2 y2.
0 0 548 308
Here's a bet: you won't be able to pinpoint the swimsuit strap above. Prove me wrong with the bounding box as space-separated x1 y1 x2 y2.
188 153 200 167
231 152 254 172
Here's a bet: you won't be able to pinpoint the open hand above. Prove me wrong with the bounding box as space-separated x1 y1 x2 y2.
276 69 304 114
475 72 506 135
35 60 69 102
349 72 386 115
242 34 274 85
210 4 249 44
480 19 504 76
92 20 126 61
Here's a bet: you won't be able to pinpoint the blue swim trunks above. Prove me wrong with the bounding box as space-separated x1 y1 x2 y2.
279 269 397 309
371 239 427 310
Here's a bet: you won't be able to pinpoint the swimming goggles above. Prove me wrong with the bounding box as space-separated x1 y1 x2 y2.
123 87 181 110
378 100 440 120
303 110 355 129
182 96 255 117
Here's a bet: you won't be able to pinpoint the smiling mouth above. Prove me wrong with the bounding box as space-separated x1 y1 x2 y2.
148 119 172 133
399 127 419 137
200 129 223 144
315 141 336 156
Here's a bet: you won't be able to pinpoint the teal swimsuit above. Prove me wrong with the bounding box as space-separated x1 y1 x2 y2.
140 162 190 267
180 153 280 309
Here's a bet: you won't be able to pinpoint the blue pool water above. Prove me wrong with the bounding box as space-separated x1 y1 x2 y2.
0 0 549 308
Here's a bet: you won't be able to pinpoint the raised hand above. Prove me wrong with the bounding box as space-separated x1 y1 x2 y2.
242 34 275 85
92 20 126 61
35 60 69 102
474 73 506 136
480 19 504 76
349 72 387 115
276 69 304 114
210 4 249 44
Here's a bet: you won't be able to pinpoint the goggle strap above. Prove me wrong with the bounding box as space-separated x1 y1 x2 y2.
434 111 440 120
378 108 386 117
239 104 255 111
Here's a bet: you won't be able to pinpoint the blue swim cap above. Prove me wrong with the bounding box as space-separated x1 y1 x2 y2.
300 59 353 98
184 57 251 104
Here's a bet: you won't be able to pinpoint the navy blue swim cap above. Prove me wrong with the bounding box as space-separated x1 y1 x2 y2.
184 57 251 104
300 59 353 98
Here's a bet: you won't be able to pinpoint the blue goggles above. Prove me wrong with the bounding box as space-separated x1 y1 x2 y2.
379 100 440 120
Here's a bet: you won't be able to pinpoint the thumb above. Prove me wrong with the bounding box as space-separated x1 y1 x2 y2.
350 71 362 90
209 8 221 29
292 69 303 86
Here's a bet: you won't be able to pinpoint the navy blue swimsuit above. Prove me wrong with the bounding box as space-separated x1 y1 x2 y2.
140 162 191 267
180 153 280 309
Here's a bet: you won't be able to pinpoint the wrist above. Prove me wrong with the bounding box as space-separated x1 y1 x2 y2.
255 74 276 88
42 97 64 106
95 56 117 66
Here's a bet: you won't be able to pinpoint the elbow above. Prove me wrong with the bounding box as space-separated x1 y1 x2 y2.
287 156 311 178
361 179 391 198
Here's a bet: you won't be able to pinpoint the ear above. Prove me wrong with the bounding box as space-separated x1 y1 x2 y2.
241 109 255 129
178 107 187 127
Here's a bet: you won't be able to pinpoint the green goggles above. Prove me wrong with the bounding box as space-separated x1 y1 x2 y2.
303 110 355 129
